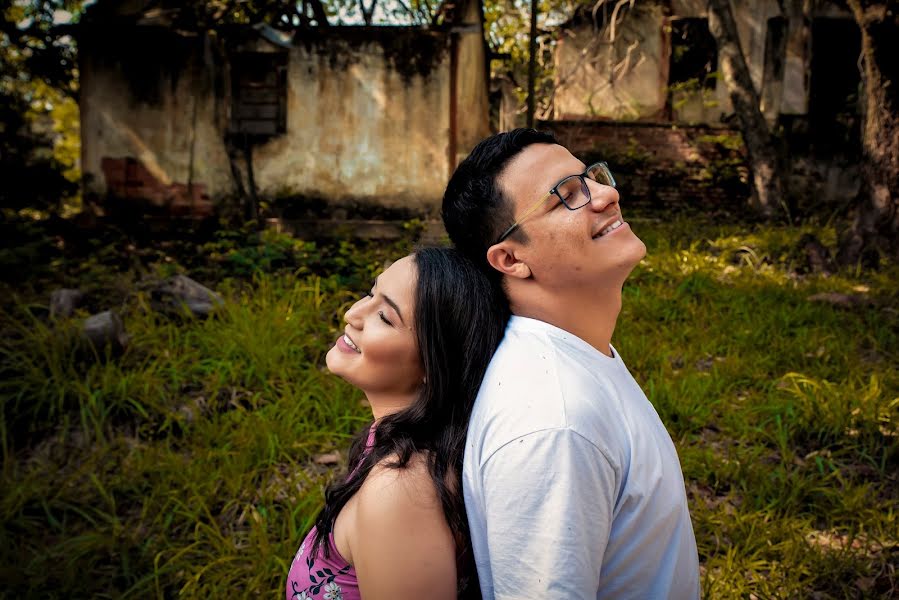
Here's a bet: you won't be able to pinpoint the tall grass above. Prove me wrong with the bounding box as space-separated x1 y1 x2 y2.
618 218 898 598
1 270 370 597
1 216 897 598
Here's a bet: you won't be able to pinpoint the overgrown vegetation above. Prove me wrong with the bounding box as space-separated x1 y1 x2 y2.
1 215 897 598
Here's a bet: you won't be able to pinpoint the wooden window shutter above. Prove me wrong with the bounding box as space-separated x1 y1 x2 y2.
230 52 288 137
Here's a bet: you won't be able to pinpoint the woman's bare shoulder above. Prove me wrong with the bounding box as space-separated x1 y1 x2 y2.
355 453 440 516
349 454 456 597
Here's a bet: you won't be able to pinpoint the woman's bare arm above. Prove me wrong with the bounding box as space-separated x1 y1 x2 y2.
349 456 457 599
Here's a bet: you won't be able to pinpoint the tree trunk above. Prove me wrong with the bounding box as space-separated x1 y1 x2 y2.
526 0 538 127
837 0 899 267
306 0 331 26
358 0 377 25
707 0 787 220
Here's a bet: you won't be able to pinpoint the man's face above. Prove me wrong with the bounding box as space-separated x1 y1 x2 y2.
496 143 646 294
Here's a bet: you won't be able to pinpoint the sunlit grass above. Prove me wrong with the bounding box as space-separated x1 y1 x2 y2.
619 216 898 598
1 215 897 598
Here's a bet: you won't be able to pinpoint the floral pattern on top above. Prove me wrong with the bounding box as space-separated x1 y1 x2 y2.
287 425 376 600
286 530 357 600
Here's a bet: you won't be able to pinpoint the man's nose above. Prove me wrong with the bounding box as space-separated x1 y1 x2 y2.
588 180 619 212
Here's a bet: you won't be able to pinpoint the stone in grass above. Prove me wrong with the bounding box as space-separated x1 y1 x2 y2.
314 451 342 466
151 275 223 317
50 288 84 319
807 292 870 309
82 310 129 354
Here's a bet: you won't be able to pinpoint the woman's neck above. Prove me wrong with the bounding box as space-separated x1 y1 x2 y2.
367 392 416 420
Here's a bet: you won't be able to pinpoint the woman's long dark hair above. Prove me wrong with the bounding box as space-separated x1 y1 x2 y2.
312 247 509 597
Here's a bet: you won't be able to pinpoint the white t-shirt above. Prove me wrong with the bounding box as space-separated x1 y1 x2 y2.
463 316 700 599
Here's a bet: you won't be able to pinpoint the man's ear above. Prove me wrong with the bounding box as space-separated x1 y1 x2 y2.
486 243 531 280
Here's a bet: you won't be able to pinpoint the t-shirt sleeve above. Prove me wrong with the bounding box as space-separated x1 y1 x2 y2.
479 427 618 599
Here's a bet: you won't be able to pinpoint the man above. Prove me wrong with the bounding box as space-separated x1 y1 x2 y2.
442 129 700 599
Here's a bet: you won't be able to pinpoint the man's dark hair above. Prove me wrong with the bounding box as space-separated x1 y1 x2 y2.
442 128 557 277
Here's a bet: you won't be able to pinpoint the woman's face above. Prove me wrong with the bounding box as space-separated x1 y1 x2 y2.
325 256 424 412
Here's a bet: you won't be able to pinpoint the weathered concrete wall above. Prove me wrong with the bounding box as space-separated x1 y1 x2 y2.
251 30 451 211
553 0 807 125
79 28 233 215
80 24 486 217
673 0 782 91
554 4 667 120
452 0 491 165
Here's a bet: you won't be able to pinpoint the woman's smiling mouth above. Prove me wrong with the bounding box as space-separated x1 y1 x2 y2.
336 333 361 353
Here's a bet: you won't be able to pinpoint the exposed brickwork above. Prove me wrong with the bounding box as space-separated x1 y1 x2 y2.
539 120 751 209
101 157 214 218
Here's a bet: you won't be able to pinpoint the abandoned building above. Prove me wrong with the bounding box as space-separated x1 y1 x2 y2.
539 0 861 210
76 0 489 230
76 0 862 226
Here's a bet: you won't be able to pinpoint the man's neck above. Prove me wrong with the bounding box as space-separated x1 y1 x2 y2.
509 285 623 357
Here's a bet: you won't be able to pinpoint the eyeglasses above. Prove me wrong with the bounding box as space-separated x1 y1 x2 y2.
495 161 616 244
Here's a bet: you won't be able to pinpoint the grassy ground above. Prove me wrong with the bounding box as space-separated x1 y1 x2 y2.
1 214 897 598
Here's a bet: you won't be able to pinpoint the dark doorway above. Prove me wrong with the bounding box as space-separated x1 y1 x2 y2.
761 16 787 115
809 18 861 153
668 18 718 90
667 18 719 120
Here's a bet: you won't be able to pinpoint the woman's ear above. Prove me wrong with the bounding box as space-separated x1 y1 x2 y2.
486 243 531 280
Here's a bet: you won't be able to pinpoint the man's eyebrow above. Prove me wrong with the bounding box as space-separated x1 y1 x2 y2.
548 162 587 190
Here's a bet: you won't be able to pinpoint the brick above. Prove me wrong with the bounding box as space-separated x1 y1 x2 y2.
540 120 750 208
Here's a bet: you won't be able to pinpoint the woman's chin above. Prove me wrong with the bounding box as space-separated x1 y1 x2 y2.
324 345 340 375
325 349 357 388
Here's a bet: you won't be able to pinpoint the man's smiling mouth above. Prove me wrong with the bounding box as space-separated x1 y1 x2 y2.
595 219 624 238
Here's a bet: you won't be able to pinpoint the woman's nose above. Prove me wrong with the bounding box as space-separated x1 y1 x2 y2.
344 297 367 328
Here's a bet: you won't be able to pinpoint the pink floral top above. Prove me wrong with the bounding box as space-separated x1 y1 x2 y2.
286 426 375 600
286 528 358 600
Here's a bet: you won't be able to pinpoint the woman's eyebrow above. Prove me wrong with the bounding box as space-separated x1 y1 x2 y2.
381 293 406 325
372 277 406 325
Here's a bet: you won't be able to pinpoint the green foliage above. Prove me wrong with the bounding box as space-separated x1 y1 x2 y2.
197 227 405 289
1 1 81 95
668 74 721 112
697 131 749 191
484 0 562 119
2 215 898 598
1 1 82 217
0 85 80 216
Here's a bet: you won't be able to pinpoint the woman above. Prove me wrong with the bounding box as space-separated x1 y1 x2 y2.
287 247 508 599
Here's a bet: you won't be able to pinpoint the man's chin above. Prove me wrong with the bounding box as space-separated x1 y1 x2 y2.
634 238 648 262
619 235 647 264
611 241 647 284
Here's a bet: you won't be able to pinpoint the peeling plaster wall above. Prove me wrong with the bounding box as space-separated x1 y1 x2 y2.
251 33 451 211
732 0 783 98
79 28 234 209
554 5 667 120
673 0 782 90
553 0 809 126
453 0 491 164
80 25 475 216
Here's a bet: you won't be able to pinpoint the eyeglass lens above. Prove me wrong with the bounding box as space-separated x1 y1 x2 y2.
556 163 615 210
